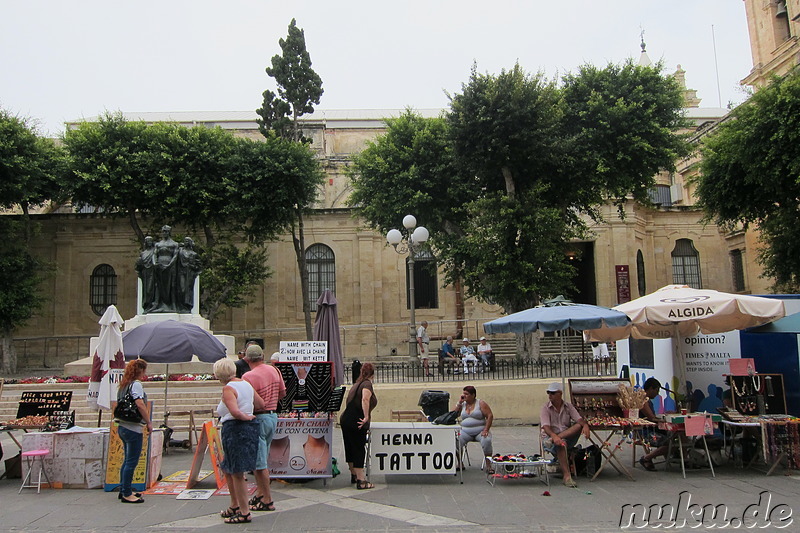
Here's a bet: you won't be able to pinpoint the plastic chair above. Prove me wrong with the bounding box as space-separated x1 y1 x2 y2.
19 449 51 494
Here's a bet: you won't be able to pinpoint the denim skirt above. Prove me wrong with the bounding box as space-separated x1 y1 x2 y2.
220 418 259 474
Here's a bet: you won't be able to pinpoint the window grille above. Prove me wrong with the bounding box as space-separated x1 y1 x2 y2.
671 239 702 288
305 244 335 308
89 264 117 316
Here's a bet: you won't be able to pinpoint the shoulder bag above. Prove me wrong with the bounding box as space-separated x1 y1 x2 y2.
114 384 143 423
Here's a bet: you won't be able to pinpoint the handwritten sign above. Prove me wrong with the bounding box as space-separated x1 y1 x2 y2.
17 391 72 418
279 341 328 362
368 422 457 475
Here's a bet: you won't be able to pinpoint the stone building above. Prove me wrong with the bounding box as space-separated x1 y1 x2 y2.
12 4 800 368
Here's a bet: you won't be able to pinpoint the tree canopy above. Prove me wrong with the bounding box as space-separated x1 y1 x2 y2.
696 68 800 291
350 61 689 313
63 113 323 320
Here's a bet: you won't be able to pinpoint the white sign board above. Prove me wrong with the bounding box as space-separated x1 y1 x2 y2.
369 422 457 475
279 341 328 362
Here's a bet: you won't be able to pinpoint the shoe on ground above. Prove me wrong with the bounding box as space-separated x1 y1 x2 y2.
563 477 578 488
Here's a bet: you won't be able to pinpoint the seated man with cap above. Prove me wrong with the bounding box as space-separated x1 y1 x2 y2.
476 336 493 371
459 338 478 374
540 382 590 488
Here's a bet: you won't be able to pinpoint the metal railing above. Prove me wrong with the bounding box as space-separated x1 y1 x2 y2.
344 356 618 385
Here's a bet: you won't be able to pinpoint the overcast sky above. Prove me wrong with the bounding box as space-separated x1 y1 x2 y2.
1 1 753 137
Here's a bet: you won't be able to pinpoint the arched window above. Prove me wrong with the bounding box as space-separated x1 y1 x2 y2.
671 239 702 288
636 250 646 297
407 249 438 309
90 264 117 316
305 244 335 308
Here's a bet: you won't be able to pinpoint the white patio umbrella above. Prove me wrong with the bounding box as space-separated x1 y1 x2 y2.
87 305 126 410
584 285 786 342
583 285 786 402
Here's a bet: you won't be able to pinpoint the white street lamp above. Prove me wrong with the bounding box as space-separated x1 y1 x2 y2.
386 215 429 357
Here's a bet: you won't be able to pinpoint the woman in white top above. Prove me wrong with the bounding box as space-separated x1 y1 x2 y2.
214 358 264 525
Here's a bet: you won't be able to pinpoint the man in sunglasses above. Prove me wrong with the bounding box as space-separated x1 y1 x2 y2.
540 382 589 488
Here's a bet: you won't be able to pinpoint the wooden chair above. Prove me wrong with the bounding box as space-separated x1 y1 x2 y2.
390 410 428 422
164 409 216 452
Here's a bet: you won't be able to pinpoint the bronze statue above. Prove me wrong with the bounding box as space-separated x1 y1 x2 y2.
177 237 201 312
135 236 156 312
138 226 202 313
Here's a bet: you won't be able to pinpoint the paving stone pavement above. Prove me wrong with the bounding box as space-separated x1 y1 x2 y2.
1 425 799 532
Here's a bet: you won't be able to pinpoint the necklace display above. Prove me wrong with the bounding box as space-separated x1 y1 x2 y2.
303 436 329 467
269 436 290 467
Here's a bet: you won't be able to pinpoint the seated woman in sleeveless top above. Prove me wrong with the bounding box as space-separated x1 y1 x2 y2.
455 385 493 470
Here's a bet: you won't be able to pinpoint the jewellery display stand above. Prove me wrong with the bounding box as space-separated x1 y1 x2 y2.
728 373 786 416
486 456 550 487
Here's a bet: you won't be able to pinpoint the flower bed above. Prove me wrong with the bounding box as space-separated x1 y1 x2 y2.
4 373 215 385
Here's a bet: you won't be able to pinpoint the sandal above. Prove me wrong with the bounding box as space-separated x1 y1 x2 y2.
356 480 375 490
350 474 357 484
248 494 262 507
224 512 252 524
639 457 656 472
220 506 239 518
250 499 275 512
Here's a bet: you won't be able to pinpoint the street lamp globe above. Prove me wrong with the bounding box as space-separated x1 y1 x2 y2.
402 214 417 229
386 229 403 246
411 226 429 243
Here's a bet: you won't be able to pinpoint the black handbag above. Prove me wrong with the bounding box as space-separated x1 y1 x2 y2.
114 384 143 423
432 409 460 425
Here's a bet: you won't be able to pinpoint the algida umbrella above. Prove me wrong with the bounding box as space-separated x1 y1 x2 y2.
583 285 785 342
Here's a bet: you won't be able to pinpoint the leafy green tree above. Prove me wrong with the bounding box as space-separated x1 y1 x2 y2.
256 18 325 338
0 109 67 238
63 114 321 323
350 61 688 357
0 110 62 372
696 68 800 291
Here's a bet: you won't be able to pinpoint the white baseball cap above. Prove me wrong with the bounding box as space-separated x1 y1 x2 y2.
546 382 563 393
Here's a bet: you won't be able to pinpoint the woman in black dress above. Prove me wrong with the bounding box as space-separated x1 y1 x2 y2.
339 362 377 489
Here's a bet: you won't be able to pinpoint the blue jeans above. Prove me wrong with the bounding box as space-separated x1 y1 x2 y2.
118 426 143 497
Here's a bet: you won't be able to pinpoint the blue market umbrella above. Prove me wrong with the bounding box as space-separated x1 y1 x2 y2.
122 320 227 424
483 303 630 335
483 301 630 391
122 320 226 363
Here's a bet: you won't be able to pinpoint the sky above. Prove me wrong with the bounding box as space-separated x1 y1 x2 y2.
1 1 754 137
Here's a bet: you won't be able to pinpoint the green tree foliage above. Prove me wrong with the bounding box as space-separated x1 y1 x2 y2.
63 113 322 322
256 18 324 143
0 110 67 233
255 18 325 338
0 219 49 373
0 110 62 372
696 68 800 291
350 61 688 314
198 242 270 321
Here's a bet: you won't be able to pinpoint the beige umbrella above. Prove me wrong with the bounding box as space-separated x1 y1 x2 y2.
584 285 786 342
584 285 785 404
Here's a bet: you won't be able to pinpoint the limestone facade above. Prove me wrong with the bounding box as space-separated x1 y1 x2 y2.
742 0 800 88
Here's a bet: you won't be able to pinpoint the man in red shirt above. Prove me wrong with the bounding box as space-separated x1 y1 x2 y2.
243 345 286 511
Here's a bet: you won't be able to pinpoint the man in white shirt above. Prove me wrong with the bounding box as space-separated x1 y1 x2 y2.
477 336 493 371
460 338 478 374
416 321 432 377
